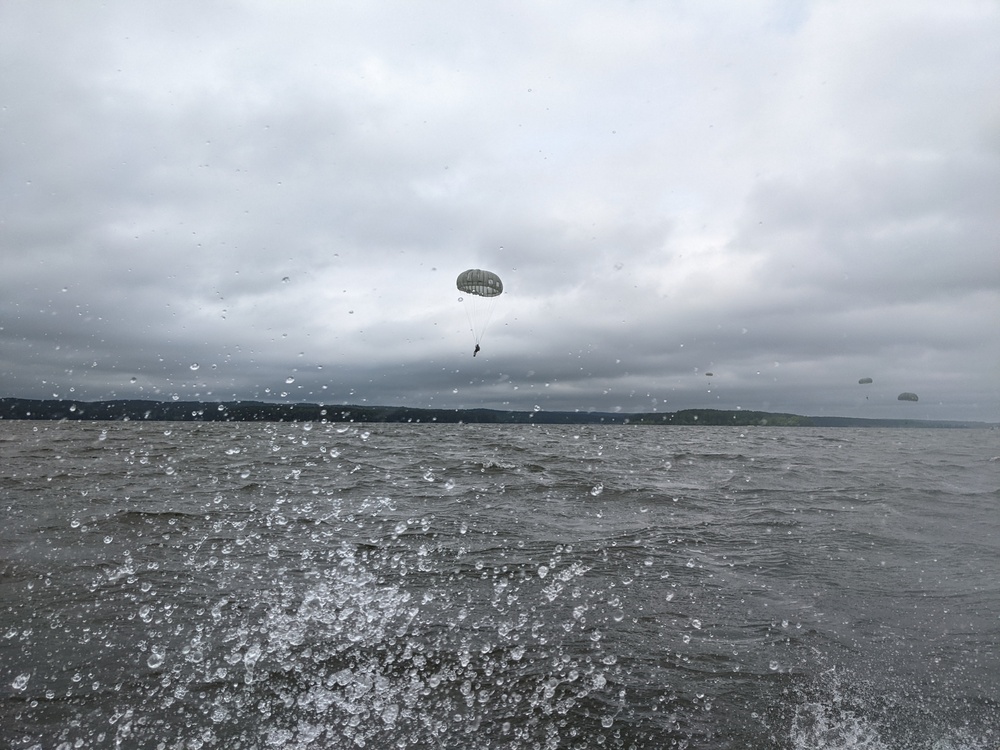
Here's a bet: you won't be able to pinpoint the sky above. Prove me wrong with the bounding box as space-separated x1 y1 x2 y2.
2 1 999 422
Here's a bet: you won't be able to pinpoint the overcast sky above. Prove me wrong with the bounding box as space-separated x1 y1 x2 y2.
2 1 998 421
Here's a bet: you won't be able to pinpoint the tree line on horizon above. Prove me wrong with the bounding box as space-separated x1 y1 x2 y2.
0 398 989 428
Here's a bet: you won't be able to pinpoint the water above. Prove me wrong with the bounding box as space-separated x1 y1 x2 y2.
2 421 998 749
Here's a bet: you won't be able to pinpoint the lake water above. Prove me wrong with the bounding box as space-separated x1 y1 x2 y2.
2 421 998 749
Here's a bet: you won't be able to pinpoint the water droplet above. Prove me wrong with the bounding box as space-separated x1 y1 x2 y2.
538 565 549 578
590 484 604 496
12 673 29 691
381 704 399 726
190 363 200 371
130 377 137 383
285 377 295 384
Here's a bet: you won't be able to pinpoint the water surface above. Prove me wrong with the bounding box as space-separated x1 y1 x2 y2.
2 422 998 748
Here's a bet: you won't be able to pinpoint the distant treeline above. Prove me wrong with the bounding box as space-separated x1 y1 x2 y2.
0 398 992 428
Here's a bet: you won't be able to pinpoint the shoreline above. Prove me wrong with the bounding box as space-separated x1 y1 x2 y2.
1 397 994 429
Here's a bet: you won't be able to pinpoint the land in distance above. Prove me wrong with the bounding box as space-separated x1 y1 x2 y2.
0 398 994 429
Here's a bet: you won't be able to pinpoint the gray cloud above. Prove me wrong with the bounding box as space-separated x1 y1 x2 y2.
2 0 998 422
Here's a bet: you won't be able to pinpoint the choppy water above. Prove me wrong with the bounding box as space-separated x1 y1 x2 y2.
1 421 998 749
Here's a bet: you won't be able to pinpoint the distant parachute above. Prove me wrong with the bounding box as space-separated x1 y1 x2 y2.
456 268 503 298
456 269 503 349
705 372 714 377
858 377 873 385
897 392 919 402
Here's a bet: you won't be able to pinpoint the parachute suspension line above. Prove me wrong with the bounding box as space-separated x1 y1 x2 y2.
461 294 499 345
463 298 479 344
475 295 499 344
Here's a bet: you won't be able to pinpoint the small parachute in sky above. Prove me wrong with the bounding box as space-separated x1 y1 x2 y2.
897 392 919 402
456 268 503 351
704 372 714 377
858 377 873 384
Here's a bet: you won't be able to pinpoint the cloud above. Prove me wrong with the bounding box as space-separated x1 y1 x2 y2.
1 0 998 421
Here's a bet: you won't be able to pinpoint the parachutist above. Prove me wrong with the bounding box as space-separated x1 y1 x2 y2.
457 268 503 355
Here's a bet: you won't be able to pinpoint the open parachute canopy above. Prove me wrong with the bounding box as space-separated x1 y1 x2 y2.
457 268 503 297
457 268 503 347
858 377 873 384
897 392 919 402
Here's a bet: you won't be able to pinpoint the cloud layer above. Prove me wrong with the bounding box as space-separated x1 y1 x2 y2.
2 1 998 421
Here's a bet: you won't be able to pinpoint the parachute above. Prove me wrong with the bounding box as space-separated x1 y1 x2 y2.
858 377 873 385
897 392 919 402
704 372 714 377
456 269 503 348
